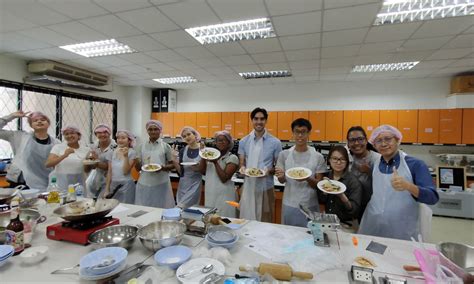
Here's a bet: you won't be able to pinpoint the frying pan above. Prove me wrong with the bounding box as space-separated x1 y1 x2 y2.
53 198 119 222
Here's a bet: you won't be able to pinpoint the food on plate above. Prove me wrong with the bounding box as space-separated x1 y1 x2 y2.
66 203 96 215
201 150 218 159
246 168 264 177
355 257 376 268
143 164 160 171
322 180 341 192
287 168 308 179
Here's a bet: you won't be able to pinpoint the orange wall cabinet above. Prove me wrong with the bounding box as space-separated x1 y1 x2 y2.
361 110 380 138
159 113 174 137
277 112 293 140
325 111 343 142
184 112 197 130
266 112 278 137
343 110 361 140
173 113 185 137
196 112 209 138
418 109 440 143
234 112 249 139
309 111 326 141
379 110 398 127
398 110 418 143
462 108 474 144
222 112 235 137
292 111 309 120
208 112 222 137
439 109 462 144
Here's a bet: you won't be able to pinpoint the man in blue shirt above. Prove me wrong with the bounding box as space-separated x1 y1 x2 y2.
238 108 282 222
359 125 439 240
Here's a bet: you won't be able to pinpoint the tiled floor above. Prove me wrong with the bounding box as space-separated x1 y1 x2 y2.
430 216 474 245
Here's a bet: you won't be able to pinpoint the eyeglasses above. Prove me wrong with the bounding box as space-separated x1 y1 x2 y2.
373 136 395 146
215 138 228 143
348 137 366 144
293 130 309 136
330 157 347 163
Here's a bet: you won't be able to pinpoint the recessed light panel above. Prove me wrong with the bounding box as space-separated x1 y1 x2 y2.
60 39 136 57
153 76 197 84
351 61 419 72
239 70 292 79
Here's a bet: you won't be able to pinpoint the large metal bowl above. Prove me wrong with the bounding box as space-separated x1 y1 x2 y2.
437 242 474 282
0 188 19 205
88 224 138 250
137 220 186 252
53 198 119 221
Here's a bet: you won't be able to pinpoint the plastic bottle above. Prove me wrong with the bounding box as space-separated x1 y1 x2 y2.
65 184 77 203
75 185 83 197
47 176 61 204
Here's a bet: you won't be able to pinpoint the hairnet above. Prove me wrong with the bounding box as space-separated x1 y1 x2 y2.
180 126 201 142
214 130 234 150
61 125 81 136
94 124 111 134
369 124 403 144
146 120 163 131
116 129 136 148
27 111 50 126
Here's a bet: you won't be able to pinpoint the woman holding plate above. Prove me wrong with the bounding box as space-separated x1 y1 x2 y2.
275 118 326 227
173 127 203 208
318 145 362 232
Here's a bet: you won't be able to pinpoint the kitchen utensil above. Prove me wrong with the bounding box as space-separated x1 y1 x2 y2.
205 234 239 249
239 262 313 281
51 263 80 274
137 220 186 252
437 242 474 283
85 256 115 271
177 258 224 283
199 272 223 284
178 264 213 277
80 247 127 275
53 198 119 222
154 245 192 270
88 224 138 250
79 261 127 281
106 253 155 283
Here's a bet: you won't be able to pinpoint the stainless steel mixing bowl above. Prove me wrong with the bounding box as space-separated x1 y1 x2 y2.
137 220 186 252
88 224 138 250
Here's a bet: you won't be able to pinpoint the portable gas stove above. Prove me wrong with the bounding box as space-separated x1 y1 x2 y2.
46 216 119 245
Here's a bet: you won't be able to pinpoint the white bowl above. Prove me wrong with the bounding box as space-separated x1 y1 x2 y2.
20 189 40 200
20 246 49 264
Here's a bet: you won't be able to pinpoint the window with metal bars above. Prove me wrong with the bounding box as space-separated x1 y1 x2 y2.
0 80 117 159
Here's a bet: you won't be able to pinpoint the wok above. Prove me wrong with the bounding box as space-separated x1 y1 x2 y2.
53 198 119 222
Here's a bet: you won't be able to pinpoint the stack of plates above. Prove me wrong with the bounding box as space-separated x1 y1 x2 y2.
79 247 128 280
162 208 182 221
205 226 239 248
0 245 14 267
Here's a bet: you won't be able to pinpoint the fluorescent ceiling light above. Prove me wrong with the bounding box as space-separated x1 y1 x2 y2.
351 61 419 72
185 18 275 44
60 39 136 57
239 70 292 79
374 0 474 25
153 76 197 84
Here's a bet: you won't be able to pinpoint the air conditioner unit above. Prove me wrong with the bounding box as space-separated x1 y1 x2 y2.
26 60 110 91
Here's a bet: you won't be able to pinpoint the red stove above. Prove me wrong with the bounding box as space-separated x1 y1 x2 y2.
46 216 119 245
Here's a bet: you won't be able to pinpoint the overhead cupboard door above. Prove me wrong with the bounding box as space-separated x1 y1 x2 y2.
221 112 235 137
158 113 174 138
292 111 309 120
379 110 398 127
277 111 293 140
343 110 361 140
361 110 379 138
439 109 462 144
173 113 185 138
208 112 222 137
398 110 418 143
325 111 343 142
196 112 209 138
266 111 278 137
309 111 326 141
418 109 439 143
184 112 197 130
462 108 474 144
234 112 249 139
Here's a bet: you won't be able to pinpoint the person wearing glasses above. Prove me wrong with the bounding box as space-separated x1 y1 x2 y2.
275 118 326 227
358 125 439 240
346 126 380 222
318 145 362 232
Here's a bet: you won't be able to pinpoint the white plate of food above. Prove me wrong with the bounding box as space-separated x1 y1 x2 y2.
285 167 312 180
83 159 100 166
180 161 199 166
199 148 220 160
245 167 266 178
141 164 162 172
317 179 346 194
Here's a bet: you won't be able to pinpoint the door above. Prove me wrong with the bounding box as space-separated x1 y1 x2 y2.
418 109 439 143
379 110 398 127
184 112 197 131
266 111 278 137
309 111 326 141
234 112 249 139
173 113 185 138
398 110 418 143
208 112 222 137
439 109 462 144
222 112 235 137
343 110 362 140
292 111 309 120
196 112 209 138
361 110 379 138
462 108 474 144
158 113 174 138
277 111 293 140
325 111 343 142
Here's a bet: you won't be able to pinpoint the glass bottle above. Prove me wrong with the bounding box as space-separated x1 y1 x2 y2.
5 197 24 255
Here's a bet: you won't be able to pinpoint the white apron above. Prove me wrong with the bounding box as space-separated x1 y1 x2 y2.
205 152 238 218
109 150 135 204
176 146 202 208
23 135 55 191
135 140 175 208
282 147 319 227
239 133 266 221
359 151 420 240
85 142 116 198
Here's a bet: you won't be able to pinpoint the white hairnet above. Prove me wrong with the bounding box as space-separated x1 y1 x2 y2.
369 124 403 144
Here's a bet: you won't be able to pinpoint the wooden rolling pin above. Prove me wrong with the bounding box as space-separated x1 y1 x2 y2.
239 263 313 281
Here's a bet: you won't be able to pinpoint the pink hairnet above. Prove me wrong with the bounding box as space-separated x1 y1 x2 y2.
180 126 201 142
215 130 234 149
116 129 136 148
369 124 403 144
61 125 81 136
27 111 50 126
146 120 163 131
94 124 111 134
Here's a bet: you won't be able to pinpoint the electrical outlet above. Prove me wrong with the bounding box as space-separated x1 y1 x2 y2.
351 265 374 283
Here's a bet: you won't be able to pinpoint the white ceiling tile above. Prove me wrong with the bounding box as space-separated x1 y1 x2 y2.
320 57 355 68
399 69 435 76
247 78 273 85
117 35 166 52
354 54 396 64
10 50 49 61
449 58 474 67
117 7 179 33
191 58 226 68
320 67 351 75
174 46 215 60
292 68 318 76
2 0 71 26
272 11 322 36
141 62 176 72
39 0 109 19
99 67 131 76
230 64 261 73
120 64 149 74
346 73 374 81
32 47 85 60
358 41 404 55
324 0 380 9
294 76 319 82
398 73 430 79
18 27 76 46
258 62 290 70
145 49 185 62
165 60 200 70
279 33 320 51
462 25 474 34
271 77 295 84
389 51 434 62
226 80 249 86
155 70 189 77
206 42 247 57
251 51 286 64
319 74 346 81
150 30 200 48
157 0 220 28
214 73 242 80
427 48 473 60
221 55 256 65
194 74 218 81
322 28 368 47
323 3 380 31
118 53 158 64
289 60 319 70
365 22 421 43
265 0 322 16
285 49 319 61
0 33 51 52
208 0 267 22
80 15 142 38
430 66 471 75
65 57 111 69
412 60 455 70
207 81 228 87
411 17 474 39
402 36 453 51
0 13 37 33
321 45 360 59
206 66 236 75
240 38 281 54
94 56 133 67
48 21 107 42
93 0 152 13
443 34 474 49
371 71 404 79
185 68 211 76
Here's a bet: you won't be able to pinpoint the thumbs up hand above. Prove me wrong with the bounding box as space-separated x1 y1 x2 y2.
391 166 407 191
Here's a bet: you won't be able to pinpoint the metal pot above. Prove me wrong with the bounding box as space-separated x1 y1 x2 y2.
137 220 186 252
0 209 46 244
88 224 138 250
53 198 119 222
437 242 474 283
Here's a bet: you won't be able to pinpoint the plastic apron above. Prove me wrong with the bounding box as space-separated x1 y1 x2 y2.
205 152 238 218
23 135 54 191
239 133 266 221
176 146 202 208
135 140 175 208
282 147 320 227
85 143 115 198
109 150 136 204
358 151 420 240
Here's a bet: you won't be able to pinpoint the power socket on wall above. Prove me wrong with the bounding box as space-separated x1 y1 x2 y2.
350 265 374 283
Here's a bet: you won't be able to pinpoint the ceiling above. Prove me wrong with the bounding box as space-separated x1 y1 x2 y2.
0 0 473 90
